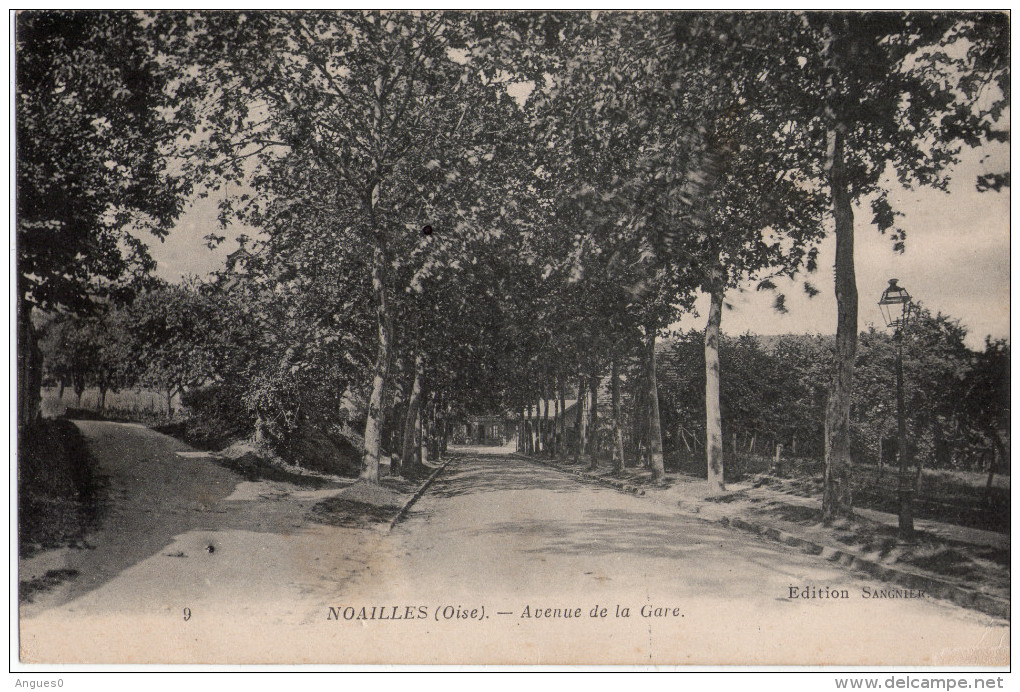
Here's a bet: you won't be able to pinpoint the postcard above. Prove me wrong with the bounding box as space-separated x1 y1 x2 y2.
14 10 1009 667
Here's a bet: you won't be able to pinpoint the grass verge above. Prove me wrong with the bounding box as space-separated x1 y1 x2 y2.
18 419 107 561
307 477 421 530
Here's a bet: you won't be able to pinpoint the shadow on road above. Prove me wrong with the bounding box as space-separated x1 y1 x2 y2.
474 507 735 560
402 454 817 600
464 506 813 598
428 454 810 573
430 455 586 497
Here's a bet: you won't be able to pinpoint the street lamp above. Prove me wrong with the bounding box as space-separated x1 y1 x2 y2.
878 279 914 543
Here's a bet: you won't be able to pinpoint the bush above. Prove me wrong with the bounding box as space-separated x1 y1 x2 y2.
174 384 253 450
277 420 361 477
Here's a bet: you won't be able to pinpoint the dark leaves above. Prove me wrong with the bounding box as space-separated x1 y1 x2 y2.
17 11 190 313
773 293 788 314
977 172 1010 193
870 194 900 233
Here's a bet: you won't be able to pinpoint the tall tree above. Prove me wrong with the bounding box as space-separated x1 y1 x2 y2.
797 12 1010 519
16 11 190 427
524 12 701 475
960 338 1010 487
169 11 517 482
126 282 219 416
627 13 827 490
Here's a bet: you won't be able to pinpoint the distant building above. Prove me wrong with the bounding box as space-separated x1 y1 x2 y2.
217 236 255 291
464 414 509 445
463 399 581 446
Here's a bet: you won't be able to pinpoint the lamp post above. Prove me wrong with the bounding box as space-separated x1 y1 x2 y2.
878 279 914 543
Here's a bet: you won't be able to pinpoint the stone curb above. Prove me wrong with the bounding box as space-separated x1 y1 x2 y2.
515 454 646 496
718 515 1010 622
515 453 1009 622
388 459 453 531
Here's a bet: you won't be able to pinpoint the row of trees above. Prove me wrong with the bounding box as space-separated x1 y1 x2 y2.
39 282 217 417
18 12 1008 519
41 281 1010 482
657 316 1009 477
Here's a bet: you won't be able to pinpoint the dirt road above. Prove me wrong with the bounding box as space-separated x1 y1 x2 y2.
371 455 1009 665
19 437 1009 665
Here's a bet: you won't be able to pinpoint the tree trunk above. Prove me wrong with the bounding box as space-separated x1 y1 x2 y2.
611 358 625 474
401 353 423 477
433 395 441 459
17 294 43 431
542 393 550 455
588 373 601 470
530 404 538 457
440 401 450 454
429 409 436 459
428 398 439 461
525 402 533 454
100 386 108 411
984 431 1006 504
421 400 430 464
705 269 726 493
415 398 424 467
773 443 784 476
552 386 560 457
254 415 266 445
647 328 665 482
530 400 538 453
575 376 587 462
984 447 996 497
518 406 525 453
423 400 430 461
434 395 443 458
361 239 391 484
822 125 857 521
632 373 647 469
558 377 567 460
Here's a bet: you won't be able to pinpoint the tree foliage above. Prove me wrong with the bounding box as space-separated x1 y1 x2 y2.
16 11 190 312
21 11 1008 503
658 321 1006 475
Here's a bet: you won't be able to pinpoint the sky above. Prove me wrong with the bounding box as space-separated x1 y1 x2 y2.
152 141 1009 352
676 143 1011 350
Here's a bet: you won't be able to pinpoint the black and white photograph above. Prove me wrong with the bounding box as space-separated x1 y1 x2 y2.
12 9 1011 671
